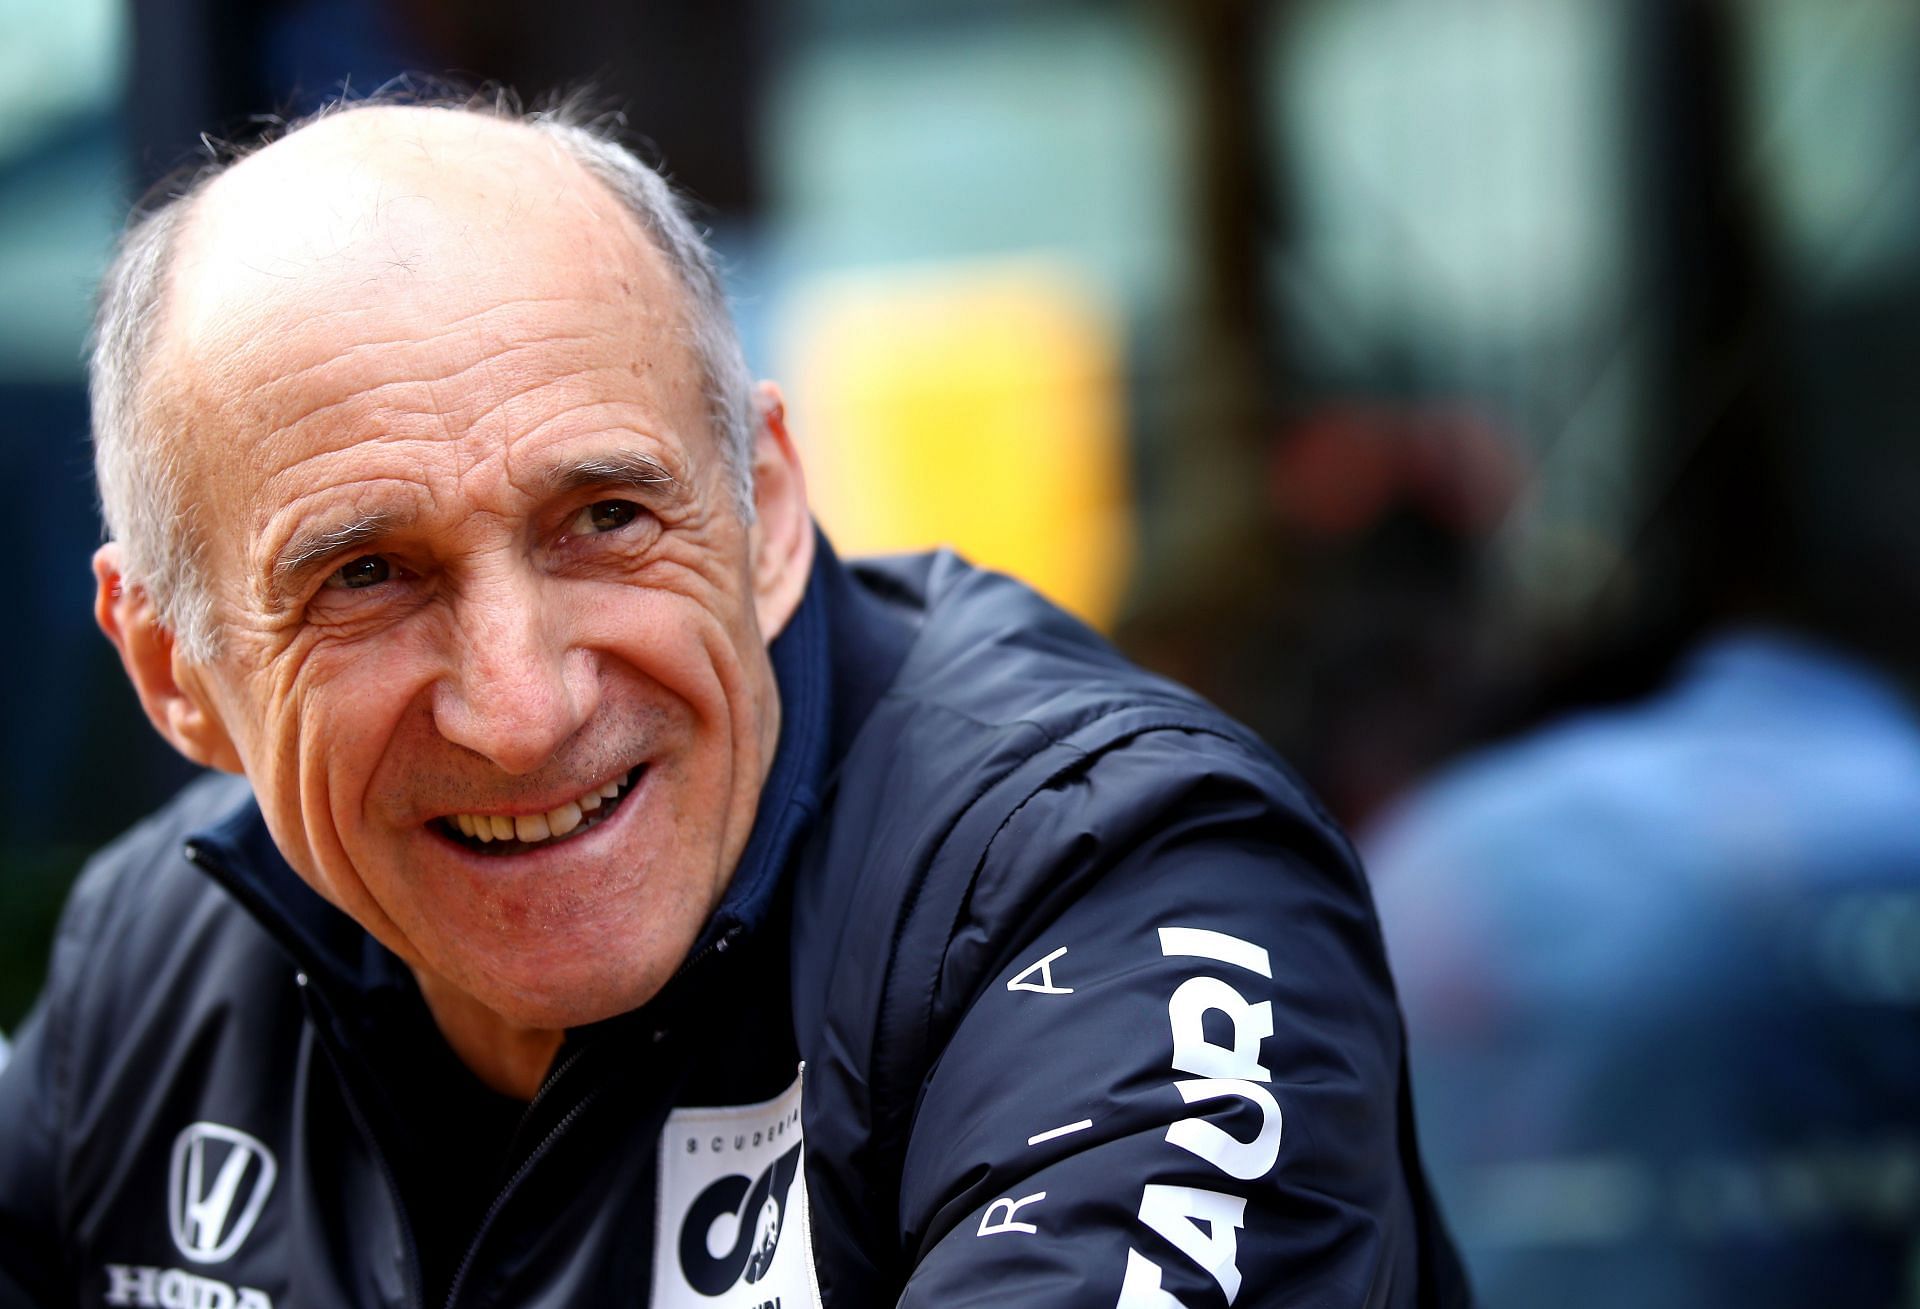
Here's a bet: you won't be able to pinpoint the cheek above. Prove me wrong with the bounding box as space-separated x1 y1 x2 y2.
272 640 439 828
590 586 757 720
315 684 414 778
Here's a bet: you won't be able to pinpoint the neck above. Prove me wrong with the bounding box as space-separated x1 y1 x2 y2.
413 968 564 1101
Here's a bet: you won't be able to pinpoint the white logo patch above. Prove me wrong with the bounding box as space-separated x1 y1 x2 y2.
168 1123 277 1265
652 1071 822 1309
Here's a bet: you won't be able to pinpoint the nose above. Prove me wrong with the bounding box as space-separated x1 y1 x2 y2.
432 574 598 775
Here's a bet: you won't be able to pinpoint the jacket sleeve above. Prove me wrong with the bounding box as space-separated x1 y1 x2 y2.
890 729 1459 1308
0 837 132 1307
0 1002 72 1305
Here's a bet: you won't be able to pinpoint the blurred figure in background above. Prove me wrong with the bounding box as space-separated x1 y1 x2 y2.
1369 626 1920 1307
1365 5 1920 1300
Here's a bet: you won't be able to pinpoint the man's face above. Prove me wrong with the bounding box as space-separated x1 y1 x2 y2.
134 112 805 1030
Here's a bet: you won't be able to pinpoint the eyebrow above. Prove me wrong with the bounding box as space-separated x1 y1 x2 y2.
262 450 687 607
268 512 399 605
544 449 686 502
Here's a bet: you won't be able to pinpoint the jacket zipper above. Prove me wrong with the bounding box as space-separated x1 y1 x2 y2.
667 920 744 987
439 1043 593 1308
439 921 745 1308
300 980 427 1309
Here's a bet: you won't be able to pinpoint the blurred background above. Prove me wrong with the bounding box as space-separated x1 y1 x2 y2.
2 0 1917 1303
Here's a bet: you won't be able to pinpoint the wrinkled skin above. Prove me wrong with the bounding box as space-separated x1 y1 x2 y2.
94 108 814 1096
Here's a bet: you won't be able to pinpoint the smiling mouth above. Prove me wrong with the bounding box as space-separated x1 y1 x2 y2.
435 765 645 856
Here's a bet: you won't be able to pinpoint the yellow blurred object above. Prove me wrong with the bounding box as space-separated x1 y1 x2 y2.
777 259 1133 632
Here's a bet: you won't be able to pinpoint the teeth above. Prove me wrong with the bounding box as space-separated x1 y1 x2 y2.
446 770 634 848
548 800 583 837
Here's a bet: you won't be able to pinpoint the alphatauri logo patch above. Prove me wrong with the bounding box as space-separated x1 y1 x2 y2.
168 1123 277 1264
653 1071 821 1308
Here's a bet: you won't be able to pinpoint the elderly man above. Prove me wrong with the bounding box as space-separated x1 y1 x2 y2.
0 96 1464 1308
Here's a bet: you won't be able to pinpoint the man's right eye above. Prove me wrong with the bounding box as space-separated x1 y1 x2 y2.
326 556 393 590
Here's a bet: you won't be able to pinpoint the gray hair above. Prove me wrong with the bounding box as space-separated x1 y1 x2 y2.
89 87 754 662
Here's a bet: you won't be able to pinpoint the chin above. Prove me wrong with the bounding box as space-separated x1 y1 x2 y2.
460 947 679 1031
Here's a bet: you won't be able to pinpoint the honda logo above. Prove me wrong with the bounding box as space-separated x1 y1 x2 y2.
168 1123 277 1264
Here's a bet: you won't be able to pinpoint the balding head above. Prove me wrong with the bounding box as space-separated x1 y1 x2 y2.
91 94 752 659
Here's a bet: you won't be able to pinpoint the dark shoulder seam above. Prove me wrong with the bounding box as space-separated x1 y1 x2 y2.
920 717 1354 1048
923 720 1220 1022
870 686 1226 756
868 713 1057 1072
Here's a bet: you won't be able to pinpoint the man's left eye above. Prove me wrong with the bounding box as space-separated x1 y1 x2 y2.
569 500 640 535
326 556 392 590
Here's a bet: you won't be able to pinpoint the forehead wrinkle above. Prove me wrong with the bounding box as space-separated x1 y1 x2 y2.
492 390 689 473
167 222 664 425
247 321 610 438
161 328 612 513
257 468 433 531
251 334 635 479
258 311 605 404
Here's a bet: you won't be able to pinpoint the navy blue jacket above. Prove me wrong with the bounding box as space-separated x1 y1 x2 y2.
0 546 1466 1307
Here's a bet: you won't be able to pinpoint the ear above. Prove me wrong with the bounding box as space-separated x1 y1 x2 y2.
93 543 244 773
746 381 815 641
